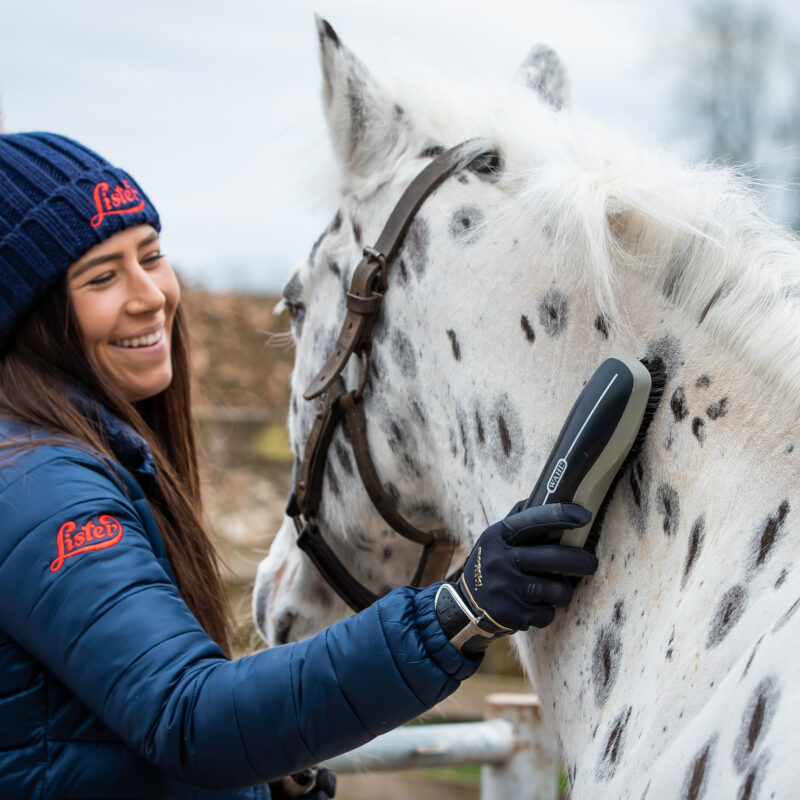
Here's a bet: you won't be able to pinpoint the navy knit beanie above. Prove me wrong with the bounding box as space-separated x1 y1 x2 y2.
0 132 160 353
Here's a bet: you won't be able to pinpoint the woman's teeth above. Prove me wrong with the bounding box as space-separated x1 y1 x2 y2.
114 330 163 348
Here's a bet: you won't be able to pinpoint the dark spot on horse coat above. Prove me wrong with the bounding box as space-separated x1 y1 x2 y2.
706 398 729 420
696 374 711 388
420 144 445 159
326 466 341 498
594 313 609 339
456 404 472 469
411 400 426 426
699 284 726 324
347 74 368 144
707 584 748 648
474 410 485 445
772 595 800 634
448 204 485 245
446 329 462 360
682 516 706 587
774 568 788 588
385 482 401 505
520 314 535 343
741 635 764 680
538 289 569 337
489 394 525 480
398 217 430 280
681 736 717 800
733 677 779 772
750 500 790 570
595 706 632 780
389 421 404 444
662 246 689 302
625 455 651 536
498 416 511 457
645 334 682 382
737 753 770 800
328 259 341 278
692 417 706 445
592 603 624 706
392 330 417 378
671 387 689 422
656 483 680 535
309 210 343 263
334 440 354 476
457 174 469 184
352 218 362 247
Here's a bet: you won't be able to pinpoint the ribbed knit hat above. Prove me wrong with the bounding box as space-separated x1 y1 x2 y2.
0 132 160 352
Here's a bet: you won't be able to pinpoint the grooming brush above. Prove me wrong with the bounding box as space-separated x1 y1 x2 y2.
522 350 665 552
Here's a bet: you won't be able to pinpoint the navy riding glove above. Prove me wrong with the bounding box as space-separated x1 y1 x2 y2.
434 502 599 655
269 766 336 798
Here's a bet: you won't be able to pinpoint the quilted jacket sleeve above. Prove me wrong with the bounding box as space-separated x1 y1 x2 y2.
0 450 479 790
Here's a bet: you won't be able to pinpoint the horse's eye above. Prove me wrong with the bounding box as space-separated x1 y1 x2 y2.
469 151 504 179
284 301 305 320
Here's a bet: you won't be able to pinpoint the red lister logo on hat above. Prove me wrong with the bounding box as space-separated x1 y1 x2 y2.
50 514 124 572
90 180 145 228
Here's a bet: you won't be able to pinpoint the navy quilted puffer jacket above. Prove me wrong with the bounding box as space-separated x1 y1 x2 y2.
0 406 479 799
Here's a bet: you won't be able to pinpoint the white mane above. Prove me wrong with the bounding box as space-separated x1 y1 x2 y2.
369 67 800 412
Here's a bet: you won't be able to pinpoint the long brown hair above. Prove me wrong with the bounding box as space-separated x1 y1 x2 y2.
0 278 233 656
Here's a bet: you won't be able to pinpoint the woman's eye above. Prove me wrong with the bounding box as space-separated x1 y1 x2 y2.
143 252 165 266
89 271 115 286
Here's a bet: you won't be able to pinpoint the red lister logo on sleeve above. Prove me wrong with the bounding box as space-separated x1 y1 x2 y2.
50 515 124 572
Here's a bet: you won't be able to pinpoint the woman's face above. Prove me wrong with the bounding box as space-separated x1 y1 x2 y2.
66 225 180 403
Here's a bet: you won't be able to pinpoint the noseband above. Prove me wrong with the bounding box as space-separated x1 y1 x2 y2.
286 141 485 612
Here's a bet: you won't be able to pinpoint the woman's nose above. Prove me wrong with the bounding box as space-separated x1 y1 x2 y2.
126 264 165 314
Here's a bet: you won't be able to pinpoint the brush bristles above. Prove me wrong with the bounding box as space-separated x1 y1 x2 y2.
583 358 667 558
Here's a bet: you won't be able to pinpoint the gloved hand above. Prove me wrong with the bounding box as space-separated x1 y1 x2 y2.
435 502 599 655
268 765 336 798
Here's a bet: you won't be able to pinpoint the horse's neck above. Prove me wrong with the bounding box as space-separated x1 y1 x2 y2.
510 276 800 789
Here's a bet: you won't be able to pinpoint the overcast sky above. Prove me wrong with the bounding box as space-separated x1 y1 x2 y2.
1 0 795 290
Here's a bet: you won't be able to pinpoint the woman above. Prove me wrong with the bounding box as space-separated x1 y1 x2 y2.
0 132 598 799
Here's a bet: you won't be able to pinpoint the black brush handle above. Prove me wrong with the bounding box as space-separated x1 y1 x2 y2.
522 356 645 546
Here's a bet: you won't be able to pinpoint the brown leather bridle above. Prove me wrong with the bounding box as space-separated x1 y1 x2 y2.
286 140 486 612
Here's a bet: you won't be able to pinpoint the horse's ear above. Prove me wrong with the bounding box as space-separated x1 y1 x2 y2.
516 44 571 110
315 16 404 177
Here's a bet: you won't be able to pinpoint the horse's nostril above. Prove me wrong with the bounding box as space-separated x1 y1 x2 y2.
275 610 298 645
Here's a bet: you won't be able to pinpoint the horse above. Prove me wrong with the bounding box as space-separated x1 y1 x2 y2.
253 16 800 799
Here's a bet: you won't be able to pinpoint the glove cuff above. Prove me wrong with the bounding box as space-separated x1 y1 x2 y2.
434 582 505 655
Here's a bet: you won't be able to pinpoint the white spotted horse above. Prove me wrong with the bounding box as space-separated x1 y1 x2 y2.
254 17 800 799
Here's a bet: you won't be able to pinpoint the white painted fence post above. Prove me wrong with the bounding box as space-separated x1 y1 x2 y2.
480 693 559 800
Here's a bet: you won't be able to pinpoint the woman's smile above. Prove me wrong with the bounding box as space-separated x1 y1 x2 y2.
110 324 166 351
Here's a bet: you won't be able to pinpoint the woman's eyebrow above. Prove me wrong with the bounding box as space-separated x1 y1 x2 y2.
69 232 161 280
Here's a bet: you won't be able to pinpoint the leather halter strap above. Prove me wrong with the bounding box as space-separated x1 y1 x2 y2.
288 141 481 612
